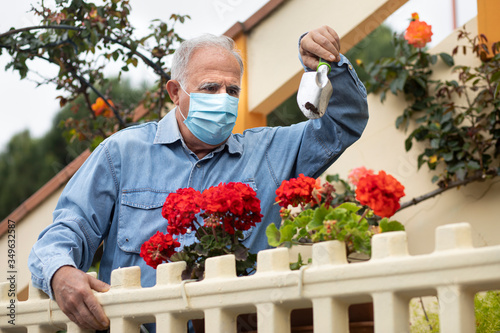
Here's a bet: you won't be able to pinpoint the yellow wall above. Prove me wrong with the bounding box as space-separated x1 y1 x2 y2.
478 0 500 47
233 33 267 134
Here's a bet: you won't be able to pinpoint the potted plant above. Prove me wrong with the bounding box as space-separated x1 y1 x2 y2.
266 168 406 264
140 182 263 280
265 168 406 332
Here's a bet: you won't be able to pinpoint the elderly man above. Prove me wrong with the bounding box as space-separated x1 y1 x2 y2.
28 25 368 330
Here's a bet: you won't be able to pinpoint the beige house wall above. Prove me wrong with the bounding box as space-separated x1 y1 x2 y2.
0 187 64 298
330 17 500 255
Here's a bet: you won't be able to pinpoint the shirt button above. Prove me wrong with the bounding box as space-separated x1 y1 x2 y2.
186 228 192 234
196 164 201 168
349 64 353 70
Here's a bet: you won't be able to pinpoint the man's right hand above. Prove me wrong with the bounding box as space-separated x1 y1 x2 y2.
51 265 110 330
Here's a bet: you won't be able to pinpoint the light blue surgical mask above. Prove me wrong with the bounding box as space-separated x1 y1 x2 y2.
179 85 239 145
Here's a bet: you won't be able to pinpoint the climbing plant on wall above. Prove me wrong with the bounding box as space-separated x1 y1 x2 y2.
362 13 500 208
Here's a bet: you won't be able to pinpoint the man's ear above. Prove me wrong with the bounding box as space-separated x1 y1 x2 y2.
166 80 181 105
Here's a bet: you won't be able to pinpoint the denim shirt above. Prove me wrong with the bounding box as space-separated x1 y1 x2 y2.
28 53 368 299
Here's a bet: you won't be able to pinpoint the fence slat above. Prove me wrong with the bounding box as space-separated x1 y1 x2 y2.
312 297 348 333
156 313 187 333
372 292 409 333
204 308 236 333
438 285 475 333
257 303 290 333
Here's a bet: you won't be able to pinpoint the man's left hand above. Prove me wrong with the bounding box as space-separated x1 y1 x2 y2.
299 25 341 70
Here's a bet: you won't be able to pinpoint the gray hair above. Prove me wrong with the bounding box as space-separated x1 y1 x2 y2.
170 34 244 84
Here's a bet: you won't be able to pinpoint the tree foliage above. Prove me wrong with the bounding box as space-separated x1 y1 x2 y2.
0 0 188 146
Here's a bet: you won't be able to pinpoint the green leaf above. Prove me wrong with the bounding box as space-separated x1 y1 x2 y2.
279 224 296 243
494 83 500 100
439 52 454 66
233 245 249 261
308 204 330 229
294 210 313 228
380 218 405 232
467 161 481 170
405 137 413 151
490 71 500 83
337 202 361 213
266 223 281 247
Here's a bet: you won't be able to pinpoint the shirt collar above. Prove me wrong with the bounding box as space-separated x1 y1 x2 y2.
153 108 243 156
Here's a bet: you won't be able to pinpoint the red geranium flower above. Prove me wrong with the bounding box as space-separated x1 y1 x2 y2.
140 231 180 269
355 171 405 218
201 182 262 234
275 174 322 208
162 188 202 235
404 13 433 48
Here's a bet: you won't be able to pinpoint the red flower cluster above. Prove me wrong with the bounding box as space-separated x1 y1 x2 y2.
355 171 405 218
276 174 322 208
142 182 263 268
140 231 180 269
404 12 433 48
202 182 262 234
162 187 202 235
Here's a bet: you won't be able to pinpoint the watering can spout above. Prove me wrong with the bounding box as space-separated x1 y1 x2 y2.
297 60 333 119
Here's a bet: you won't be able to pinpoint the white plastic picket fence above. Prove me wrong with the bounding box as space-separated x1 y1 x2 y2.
2 222 500 333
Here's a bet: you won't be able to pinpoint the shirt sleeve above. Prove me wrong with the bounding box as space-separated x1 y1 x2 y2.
28 144 118 299
264 35 369 183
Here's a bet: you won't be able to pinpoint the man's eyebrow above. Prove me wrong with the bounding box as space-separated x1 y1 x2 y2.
227 84 241 93
198 82 241 93
198 82 220 90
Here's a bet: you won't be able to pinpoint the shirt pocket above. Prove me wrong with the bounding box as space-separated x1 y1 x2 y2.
118 189 171 253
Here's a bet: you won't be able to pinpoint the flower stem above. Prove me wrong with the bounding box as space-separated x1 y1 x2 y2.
194 220 209 236
357 208 369 224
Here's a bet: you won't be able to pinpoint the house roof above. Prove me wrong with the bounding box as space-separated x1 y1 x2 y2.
0 0 285 238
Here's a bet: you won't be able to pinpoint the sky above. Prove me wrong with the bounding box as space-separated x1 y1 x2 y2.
0 0 478 153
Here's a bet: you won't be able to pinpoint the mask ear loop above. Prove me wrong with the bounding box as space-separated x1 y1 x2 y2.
177 82 190 121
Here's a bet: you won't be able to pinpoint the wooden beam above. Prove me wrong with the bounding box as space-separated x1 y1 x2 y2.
232 32 266 133
477 0 500 50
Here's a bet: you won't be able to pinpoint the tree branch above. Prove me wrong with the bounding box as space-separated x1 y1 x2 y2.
0 25 82 39
103 36 171 80
72 71 126 128
398 171 496 211
32 53 127 128
0 24 171 80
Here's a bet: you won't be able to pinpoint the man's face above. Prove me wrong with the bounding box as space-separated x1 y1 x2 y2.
169 46 242 151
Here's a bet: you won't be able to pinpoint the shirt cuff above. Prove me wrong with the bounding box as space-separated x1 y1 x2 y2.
35 257 77 300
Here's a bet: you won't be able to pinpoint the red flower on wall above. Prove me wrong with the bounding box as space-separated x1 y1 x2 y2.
355 171 405 218
404 12 433 48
